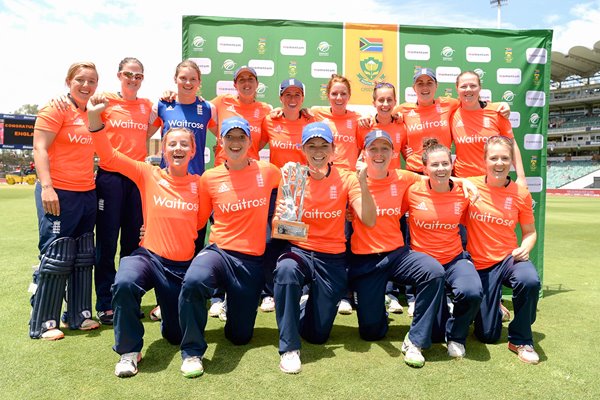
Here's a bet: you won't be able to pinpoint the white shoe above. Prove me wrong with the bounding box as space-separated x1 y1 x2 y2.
337 299 353 315
149 305 161 321
386 295 404 314
280 350 301 374
401 335 425 368
218 299 227 322
508 342 540 365
260 296 275 313
447 341 466 358
181 356 204 378
208 301 224 318
407 301 415 317
115 352 142 377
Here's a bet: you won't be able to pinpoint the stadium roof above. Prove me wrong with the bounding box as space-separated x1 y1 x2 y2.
552 40 600 82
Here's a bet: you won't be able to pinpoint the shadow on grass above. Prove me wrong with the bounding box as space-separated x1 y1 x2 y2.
542 283 574 298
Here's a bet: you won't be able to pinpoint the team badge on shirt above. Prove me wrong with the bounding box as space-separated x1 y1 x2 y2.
190 182 198 194
454 202 462 215
256 173 264 187
504 196 513 210
140 104 147 114
483 117 491 128
197 104 204 115
390 184 398 197
329 185 338 199
346 120 353 129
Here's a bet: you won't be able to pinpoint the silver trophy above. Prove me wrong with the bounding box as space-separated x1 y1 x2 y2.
272 162 309 241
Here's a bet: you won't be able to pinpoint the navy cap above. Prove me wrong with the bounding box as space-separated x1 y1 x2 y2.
301 122 334 145
364 129 393 148
220 116 251 138
233 65 257 81
413 68 437 83
279 78 305 96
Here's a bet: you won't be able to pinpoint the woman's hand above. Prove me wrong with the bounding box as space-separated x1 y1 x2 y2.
41 185 60 216
512 246 529 262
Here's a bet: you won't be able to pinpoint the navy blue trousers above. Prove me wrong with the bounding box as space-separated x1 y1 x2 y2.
95 169 143 312
179 244 264 359
35 183 96 255
112 248 189 354
430 252 483 345
273 246 348 353
349 246 445 349
474 256 540 346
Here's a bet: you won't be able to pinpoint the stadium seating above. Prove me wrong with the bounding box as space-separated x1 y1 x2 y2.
546 161 600 188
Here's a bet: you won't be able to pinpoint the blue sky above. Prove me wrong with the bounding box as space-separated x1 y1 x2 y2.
0 0 598 112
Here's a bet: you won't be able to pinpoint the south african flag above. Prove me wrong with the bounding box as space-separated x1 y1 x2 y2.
359 37 383 52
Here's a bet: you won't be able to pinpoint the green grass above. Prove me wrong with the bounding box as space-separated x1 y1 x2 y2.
1 186 599 399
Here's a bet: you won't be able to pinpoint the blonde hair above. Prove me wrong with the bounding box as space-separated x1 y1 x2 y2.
65 62 98 86
161 128 196 153
326 74 352 96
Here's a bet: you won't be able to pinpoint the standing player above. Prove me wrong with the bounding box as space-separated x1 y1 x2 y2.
29 62 101 340
406 139 482 359
88 94 203 377
178 116 281 378
465 135 541 364
153 59 215 176
272 122 377 374
209 66 272 165
311 74 362 171
451 71 526 186
94 57 157 325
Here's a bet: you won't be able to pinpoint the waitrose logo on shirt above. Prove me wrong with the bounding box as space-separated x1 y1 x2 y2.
217 197 268 213
153 195 199 211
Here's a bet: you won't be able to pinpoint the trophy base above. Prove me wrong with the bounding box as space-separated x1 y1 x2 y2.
272 220 309 242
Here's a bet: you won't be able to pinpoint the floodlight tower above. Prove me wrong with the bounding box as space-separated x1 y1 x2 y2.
490 0 508 28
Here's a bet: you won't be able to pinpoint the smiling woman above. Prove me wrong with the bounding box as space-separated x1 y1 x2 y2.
28 61 101 342
87 94 204 378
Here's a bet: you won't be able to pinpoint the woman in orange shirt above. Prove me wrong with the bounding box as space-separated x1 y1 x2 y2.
29 62 101 341
465 135 540 364
88 95 203 378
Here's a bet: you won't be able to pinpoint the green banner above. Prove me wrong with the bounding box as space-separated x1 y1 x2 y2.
182 16 551 286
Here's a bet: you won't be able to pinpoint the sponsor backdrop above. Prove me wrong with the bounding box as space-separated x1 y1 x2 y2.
182 16 551 285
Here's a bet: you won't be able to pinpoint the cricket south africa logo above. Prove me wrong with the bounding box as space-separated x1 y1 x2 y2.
357 37 384 86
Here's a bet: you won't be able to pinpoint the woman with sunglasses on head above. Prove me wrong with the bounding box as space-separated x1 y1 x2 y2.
29 62 101 341
272 122 377 374
91 58 160 325
405 139 482 359
178 116 281 379
88 94 203 377
465 135 540 364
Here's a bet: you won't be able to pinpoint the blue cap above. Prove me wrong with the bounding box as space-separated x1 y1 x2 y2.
279 78 305 95
301 122 334 145
413 68 437 83
364 129 393 148
220 116 251 138
233 65 257 81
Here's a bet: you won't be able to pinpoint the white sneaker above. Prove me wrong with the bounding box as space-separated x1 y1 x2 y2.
208 301 224 318
508 342 540 365
407 301 415 317
401 335 425 368
386 295 404 314
447 341 466 358
337 299 353 315
280 350 301 374
218 299 227 322
181 356 204 378
115 352 142 377
260 296 275 313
